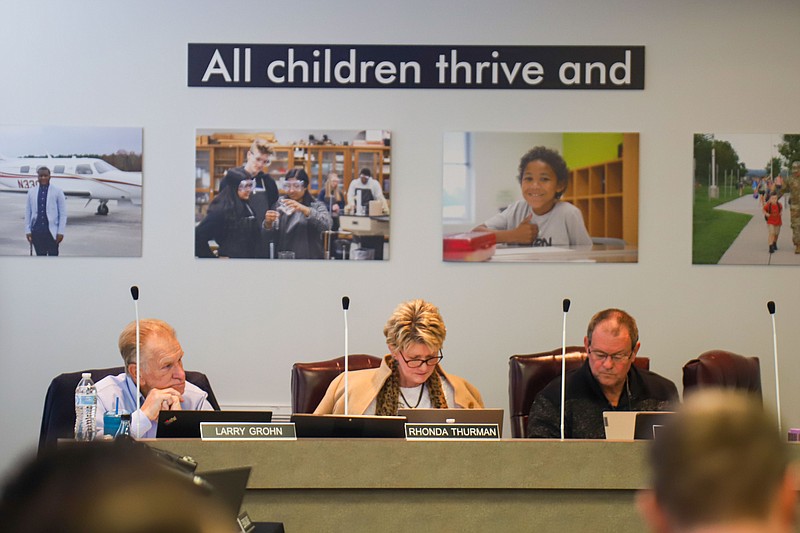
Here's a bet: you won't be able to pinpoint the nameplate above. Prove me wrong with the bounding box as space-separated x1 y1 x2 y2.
404 423 500 441
200 422 297 441
237 511 255 533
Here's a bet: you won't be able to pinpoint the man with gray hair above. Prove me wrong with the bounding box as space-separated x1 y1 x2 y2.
637 389 796 533
94 318 213 438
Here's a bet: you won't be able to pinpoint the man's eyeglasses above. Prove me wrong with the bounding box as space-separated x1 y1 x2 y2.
399 349 444 368
588 347 633 363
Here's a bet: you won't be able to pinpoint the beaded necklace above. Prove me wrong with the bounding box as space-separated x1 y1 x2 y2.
399 383 425 409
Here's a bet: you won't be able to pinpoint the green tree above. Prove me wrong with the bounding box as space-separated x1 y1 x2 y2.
694 134 712 183
777 134 800 167
765 156 783 176
694 134 746 184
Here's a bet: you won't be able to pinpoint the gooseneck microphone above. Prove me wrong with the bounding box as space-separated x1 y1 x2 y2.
560 298 571 441
342 296 350 415
767 301 781 432
130 285 141 437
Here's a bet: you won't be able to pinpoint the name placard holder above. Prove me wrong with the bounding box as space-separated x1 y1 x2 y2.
404 423 500 441
200 422 297 441
237 511 255 533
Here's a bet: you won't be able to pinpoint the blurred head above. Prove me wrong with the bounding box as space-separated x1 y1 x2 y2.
245 138 272 175
638 390 795 533
327 173 340 190
119 319 186 396
384 300 446 387
517 146 569 215
0 441 233 533
37 166 51 186
284 167 311 203
325 173 342 201
584 308 640 393
359 167 371 184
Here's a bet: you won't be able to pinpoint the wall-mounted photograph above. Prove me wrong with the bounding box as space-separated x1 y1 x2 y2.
443 132 639 263
692 133 800 265
0 125 142 257
195 129 391 261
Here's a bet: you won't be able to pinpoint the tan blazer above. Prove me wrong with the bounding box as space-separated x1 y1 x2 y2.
314 356 484 414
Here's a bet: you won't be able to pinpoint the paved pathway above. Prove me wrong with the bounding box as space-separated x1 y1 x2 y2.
715 193 800 265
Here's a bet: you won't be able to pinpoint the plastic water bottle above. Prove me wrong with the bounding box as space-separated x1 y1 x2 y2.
74 372 97 441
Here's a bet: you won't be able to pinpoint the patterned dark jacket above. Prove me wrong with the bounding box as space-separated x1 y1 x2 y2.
526 359 678 439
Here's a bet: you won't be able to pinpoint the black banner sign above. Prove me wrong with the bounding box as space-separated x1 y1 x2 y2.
188 44 644 90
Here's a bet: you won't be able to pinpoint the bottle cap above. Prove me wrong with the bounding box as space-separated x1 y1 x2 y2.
120 413 132 421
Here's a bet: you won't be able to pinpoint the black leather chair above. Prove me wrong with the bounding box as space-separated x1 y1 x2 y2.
38 367 220 453
508 348 650 438
291 355 382 414
682 350 762 401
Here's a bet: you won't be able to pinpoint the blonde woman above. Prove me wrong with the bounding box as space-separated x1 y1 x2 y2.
314 299 483 415
317 172 345 231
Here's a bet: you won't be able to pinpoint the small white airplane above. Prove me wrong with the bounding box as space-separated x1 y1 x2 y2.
0 155 142 215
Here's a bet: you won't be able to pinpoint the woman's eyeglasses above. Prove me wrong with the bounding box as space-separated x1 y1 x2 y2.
399 349 444 368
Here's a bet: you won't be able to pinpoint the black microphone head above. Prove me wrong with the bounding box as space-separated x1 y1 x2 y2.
767 301 776 315
130 286 139 301
342 296 350 310
562 299 571 313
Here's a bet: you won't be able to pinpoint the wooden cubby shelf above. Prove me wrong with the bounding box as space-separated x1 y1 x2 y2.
561 133 639 246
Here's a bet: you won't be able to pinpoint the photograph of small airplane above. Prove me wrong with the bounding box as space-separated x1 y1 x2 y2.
0 155 142 215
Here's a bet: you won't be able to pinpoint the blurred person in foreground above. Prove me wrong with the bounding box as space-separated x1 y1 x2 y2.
314 299 483 415
0 440 234 533
637 389 795 533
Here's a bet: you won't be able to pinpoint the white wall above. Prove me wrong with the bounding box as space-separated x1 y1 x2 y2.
1 0 799 476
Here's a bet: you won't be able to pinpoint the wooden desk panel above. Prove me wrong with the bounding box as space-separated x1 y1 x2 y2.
149 439 800 532
149 439 648 531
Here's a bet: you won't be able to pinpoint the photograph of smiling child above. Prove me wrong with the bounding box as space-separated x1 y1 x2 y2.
442 132 639 263
473 145 591 247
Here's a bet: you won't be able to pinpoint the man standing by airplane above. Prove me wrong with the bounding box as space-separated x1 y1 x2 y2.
24 166 66 256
